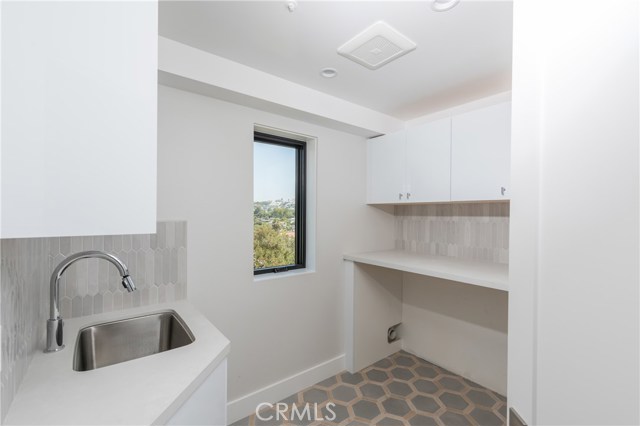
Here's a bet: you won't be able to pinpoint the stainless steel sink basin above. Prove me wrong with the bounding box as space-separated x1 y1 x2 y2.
73 310 195 371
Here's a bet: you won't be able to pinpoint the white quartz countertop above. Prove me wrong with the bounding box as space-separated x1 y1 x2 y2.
4 301 230 425
344 250 509 292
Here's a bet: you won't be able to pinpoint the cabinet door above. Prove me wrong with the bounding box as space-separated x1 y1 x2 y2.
1 1 157 238
167 359 227 425
367 131 406 204
451 102 511 201
406 118 451 203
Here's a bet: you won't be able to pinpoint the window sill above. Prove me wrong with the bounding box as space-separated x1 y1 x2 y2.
253 268 316 282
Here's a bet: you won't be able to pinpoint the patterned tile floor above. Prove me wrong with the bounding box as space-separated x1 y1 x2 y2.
233 351 507 426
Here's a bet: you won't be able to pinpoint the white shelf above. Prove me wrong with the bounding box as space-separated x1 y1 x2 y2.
343 250 508 292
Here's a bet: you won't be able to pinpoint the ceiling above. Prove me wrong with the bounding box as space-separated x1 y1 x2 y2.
159 1 513 120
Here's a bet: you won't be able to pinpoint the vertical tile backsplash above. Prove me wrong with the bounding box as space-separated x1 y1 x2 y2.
0 221 187 421
51 222 187 318
395 203 509 264
0 238 48 422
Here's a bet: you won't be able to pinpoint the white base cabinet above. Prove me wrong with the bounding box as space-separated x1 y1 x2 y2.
167 359 228 426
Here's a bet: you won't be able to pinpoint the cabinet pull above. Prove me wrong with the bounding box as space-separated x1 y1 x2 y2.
398 193 403 200
501 187 506 196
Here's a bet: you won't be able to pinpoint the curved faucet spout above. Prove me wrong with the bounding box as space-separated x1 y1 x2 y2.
45 250 136 353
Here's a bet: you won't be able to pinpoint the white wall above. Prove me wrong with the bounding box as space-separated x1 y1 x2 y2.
507 0 543 421
157 85 394 419
352 263 403 372
405 91 511 128
402 273 508 395
158 37 404 137
0 0 3 419
510 0 639 424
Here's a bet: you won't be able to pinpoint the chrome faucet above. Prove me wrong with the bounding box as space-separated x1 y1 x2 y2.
45 250 136 353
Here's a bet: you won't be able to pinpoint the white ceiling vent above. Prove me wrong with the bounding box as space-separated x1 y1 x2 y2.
337 21 417 70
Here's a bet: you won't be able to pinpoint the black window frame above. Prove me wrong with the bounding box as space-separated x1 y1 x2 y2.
253 131 307 275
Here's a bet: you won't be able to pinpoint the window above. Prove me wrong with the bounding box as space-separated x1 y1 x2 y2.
253 131 306 274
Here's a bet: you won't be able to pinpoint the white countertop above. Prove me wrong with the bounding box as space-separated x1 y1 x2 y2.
344 250 509 292
4 301 230 425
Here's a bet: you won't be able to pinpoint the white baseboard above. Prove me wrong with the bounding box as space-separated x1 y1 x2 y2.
226 354 345 424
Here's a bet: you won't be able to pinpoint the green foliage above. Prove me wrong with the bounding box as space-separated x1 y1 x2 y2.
253 200 296 269
253 223 295 269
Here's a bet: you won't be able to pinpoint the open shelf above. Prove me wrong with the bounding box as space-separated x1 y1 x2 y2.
343 250 508 292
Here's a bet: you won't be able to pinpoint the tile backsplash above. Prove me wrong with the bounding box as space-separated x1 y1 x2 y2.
0 238 48 423
394 203 509 264
0 221 187 421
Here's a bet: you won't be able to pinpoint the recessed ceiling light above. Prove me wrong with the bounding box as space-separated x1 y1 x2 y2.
320 68 338 78
286 0 297 13
432 0 460 12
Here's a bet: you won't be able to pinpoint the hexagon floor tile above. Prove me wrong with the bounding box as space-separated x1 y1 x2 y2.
232 351 507 426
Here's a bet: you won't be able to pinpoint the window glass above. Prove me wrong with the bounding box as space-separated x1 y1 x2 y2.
253 133 306 274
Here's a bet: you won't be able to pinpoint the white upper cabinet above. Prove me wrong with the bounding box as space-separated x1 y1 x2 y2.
406 118 451 203
1 1 158 238
366 101 511 205
367 118 451 204
451 102 511 201
367 131 406 204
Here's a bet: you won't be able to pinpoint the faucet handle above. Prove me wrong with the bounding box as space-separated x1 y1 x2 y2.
45 318 65 352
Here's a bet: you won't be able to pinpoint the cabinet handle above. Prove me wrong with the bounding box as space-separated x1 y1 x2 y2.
398 193 403 200
406 192 411 200
501 187 506 196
